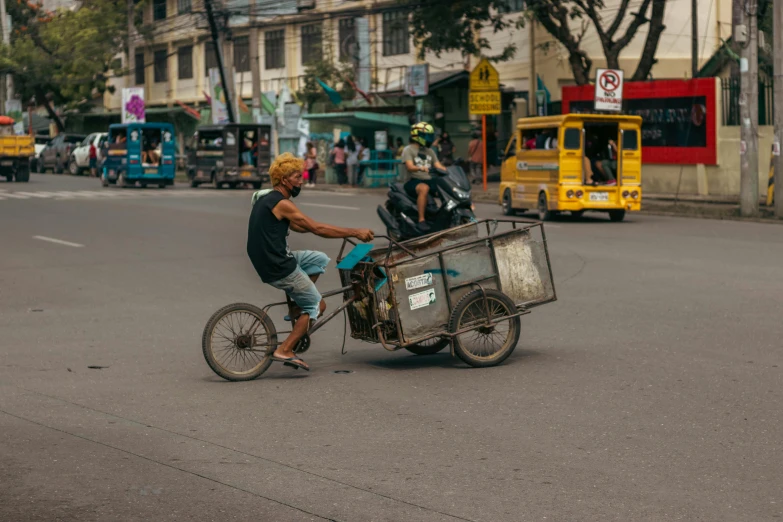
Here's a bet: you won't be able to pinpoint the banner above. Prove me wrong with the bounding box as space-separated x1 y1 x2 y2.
208 68 230 125
405 64 429 97
121 87 146 124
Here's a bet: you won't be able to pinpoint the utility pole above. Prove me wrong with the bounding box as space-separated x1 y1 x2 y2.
739 0 759 216
0 0 8 115
774 0 783 218
204 0 236 123
248 0 262 123
127 0 136 88
529 20 536 116
691 0 699 77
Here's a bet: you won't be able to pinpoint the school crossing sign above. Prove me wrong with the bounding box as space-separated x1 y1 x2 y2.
469 58 501 115
594 68 624 112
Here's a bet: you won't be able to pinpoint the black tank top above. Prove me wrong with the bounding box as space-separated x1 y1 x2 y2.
247 191 297 283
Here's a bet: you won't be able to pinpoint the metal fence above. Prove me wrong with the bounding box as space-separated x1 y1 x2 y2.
721 77 775 126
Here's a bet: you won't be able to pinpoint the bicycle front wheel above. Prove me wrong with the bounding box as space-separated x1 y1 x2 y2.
202 303 277 381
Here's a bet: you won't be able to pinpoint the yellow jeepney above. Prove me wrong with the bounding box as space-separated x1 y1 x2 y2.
498 114 642 221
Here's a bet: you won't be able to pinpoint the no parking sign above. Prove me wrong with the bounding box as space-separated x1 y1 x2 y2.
594 69 624 112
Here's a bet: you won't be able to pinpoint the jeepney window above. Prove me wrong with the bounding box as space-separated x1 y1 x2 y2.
198 130 223 150
141 128 163 166
111 129 127 144
622 129 638 150
563 128 581 150
240 129 257 167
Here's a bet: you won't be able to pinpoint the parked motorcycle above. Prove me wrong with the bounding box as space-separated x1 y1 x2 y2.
377 163 476 241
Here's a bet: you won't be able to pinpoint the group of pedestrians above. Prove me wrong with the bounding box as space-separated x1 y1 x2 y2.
328 136 371 187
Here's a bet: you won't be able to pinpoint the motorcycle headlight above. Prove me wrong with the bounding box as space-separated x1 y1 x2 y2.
445 200 458 211
452 186 470 199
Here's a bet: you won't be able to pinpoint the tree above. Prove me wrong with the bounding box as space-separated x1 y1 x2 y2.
297 51 356 111
407 0 525 62
406 0 667 85
528 0 667 84
0 0 135 131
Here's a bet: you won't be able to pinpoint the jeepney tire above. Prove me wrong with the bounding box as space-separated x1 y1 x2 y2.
190 180 200 188
405 337 450 356
16 167 29 182
202 302 277 382
537 192 556 221
5 174 13 182
502 189 515 216
252 182 262 190
608 209 626 222
570 210 585 220
449 289 521 368
158 183 165 189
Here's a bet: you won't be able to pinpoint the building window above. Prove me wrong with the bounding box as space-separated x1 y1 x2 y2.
338 18 356 63
134 52 145 85
265 29 285 70
178 45 193 79
301 23 323 66
382 11 409 56
153 49 168 83
204 41 217 75
178 0 191 14
153 0 166 21
233 36 250 73
498 0 525 13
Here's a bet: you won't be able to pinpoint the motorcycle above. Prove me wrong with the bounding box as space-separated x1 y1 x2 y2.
377 162 476 241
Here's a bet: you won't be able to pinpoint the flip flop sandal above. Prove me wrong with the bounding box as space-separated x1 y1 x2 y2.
271 355 310 371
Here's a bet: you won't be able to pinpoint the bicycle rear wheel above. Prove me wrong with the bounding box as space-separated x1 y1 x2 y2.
202 303 277 381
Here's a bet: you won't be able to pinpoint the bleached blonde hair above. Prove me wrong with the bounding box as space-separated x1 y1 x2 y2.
269 152 305 187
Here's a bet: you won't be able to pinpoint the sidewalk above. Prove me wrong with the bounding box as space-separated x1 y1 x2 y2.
305 181 783 224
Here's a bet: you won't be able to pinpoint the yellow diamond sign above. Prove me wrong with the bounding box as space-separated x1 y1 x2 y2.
470 58 500 92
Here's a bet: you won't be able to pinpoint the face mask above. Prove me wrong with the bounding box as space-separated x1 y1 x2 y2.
287 179 301 198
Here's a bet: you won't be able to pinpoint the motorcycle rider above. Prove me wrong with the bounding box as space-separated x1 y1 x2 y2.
401 122 448 232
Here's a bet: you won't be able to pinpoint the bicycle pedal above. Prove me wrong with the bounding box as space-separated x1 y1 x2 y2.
293 334 311 354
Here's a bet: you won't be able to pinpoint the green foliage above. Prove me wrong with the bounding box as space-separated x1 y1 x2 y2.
297 52 356 111
407 0 525 62
0 0 137 121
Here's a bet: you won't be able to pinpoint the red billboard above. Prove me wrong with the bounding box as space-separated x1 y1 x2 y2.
561 78 717 165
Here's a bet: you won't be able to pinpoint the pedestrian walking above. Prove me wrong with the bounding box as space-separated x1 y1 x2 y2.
304 141 318 187
89 140 98 177
331 139 347 185
468 132 483 184
356 138 370 187
346 136 360 187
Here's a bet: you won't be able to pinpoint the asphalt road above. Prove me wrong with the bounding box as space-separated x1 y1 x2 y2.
1 174 782 521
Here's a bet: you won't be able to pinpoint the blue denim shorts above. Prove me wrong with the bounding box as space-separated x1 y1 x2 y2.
267 250 330 319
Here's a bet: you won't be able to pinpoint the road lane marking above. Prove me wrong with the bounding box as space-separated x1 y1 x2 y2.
301 202 360 211
33 236 85 248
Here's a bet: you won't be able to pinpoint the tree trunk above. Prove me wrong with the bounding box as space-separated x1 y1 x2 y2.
631 0 667 81
35 88 65 132
568 51 592 85
605 49 621 70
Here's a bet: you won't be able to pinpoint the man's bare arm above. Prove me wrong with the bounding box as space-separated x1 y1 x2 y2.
290 222 307 233
274 200 373 241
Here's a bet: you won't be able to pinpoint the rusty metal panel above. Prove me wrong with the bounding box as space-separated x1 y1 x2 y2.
441 242 499 304
494 229 555 307
389 255 450 342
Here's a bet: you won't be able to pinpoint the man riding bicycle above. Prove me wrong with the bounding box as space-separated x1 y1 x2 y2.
401 122 448 232
247 153 374 371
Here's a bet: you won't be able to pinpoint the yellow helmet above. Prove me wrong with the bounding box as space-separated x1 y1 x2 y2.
410 122 435 147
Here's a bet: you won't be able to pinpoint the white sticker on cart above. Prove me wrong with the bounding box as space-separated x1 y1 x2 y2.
405 273 433 291
409 289 436 310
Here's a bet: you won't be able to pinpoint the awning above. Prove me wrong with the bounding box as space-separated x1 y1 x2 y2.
303 111 410 129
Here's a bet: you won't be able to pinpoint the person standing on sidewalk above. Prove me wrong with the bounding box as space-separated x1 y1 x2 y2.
331 139 347 185
356 138 370 187
304 141 318 187
89 140 98 177
468 132 483 184
346 136 360 187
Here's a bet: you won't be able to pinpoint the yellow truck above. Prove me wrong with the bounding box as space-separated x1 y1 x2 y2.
0 116 33 182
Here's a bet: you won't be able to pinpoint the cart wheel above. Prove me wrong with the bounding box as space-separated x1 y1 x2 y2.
448 289 521 368
202 302 277 381
405 337 449 356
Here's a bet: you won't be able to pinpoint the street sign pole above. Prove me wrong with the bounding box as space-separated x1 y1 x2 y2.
482 115 487 192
